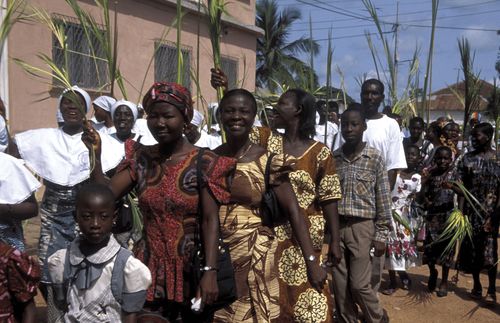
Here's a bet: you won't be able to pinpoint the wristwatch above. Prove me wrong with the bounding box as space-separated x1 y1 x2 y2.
306 255 316 262
201 265 218 272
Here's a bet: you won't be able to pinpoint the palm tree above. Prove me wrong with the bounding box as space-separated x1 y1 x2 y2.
256 0 319 91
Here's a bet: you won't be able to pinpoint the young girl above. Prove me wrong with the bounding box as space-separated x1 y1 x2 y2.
458 123 499 305
421 146 459 297
48 182 151 322
383 145 422 295
0 240 40 323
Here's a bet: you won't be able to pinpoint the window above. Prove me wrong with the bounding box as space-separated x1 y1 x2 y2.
154 42 191 90
221 56 238 89
52 15 108 90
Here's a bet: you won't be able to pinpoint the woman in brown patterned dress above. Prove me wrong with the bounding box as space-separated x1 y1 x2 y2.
251 89 342 322
213 89 328 322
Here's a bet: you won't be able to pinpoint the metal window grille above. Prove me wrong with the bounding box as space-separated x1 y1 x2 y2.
221 56 238 89
52 15 109 90
154 42 191 90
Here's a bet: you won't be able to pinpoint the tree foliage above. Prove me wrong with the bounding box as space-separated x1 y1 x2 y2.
256 0 319 91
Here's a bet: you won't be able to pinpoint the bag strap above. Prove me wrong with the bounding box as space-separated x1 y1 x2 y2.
195 148 206 246
110 247 133 304
264 153 276 191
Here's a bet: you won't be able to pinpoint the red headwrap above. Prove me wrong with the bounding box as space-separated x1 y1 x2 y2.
142 82 193 122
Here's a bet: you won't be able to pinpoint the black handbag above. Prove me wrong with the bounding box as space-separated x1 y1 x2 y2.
260 153 287 229
190 148 237 311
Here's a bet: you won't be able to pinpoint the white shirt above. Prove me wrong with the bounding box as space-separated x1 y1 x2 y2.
314 121 338 150
334 115 407 170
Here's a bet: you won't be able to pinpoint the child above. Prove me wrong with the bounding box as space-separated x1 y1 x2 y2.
48 183 151 322
421 146 459 297
0 240 40 323
458 123 499 305
332 106 391 323
383 145 422 295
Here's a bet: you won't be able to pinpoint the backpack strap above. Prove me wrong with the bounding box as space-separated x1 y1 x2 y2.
264 153 276 191
110 247 133 304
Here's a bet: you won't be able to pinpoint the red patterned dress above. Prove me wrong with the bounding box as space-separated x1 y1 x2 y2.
117 140 236 303
0 241 40 323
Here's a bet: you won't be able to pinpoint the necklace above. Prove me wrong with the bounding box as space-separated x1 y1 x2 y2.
236 143 253 160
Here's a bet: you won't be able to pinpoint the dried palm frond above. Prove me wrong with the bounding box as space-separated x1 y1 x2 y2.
324 28 333 145
206 0 228 102
421 0 439 122
0 0 31 64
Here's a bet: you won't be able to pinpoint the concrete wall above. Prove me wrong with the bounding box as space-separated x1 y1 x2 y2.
6 0 258 133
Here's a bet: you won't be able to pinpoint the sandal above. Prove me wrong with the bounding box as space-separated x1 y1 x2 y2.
436 288 448 297
470 288 482 300
428 269 438 292
484 293 496 306
401 278 412 291
382 287 397 296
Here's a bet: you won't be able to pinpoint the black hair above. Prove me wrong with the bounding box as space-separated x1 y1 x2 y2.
285 89 316 139
343 103 366 124
362 78 385 95
427 121 442 137
434 145 452 157
409 116 424 127
473 122 494 142
219 88 258 116
404 144 420 154
76 182 116 207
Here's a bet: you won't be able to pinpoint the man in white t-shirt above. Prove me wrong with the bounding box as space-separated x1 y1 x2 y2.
0 98 9 153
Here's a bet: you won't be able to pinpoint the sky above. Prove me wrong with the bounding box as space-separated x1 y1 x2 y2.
274 0 500 101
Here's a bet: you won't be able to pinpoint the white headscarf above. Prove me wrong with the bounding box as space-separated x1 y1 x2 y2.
58 86 92 114
111 100 138 121
93 95 116 112
191 110 204 128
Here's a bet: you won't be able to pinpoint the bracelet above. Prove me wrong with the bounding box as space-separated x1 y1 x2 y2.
201 265 218 272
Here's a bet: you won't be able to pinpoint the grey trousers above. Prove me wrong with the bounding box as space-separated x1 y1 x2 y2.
332 217 384 323
371 255 384 292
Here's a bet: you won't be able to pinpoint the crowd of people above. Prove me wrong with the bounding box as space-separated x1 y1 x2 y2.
0 70 498 323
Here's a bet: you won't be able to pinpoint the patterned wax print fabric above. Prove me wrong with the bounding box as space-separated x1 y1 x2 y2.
251 127 342 323
385 173 422 271
423 168 459 267
214 153 294 323
458 151 500 272
0 241 40 323
116 139 235 303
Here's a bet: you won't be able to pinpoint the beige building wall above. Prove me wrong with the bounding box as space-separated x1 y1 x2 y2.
6 0 260 133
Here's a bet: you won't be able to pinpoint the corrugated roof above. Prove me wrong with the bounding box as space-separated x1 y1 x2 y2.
427 80 494 111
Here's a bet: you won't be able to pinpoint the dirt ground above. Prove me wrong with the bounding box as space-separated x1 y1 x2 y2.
24 217 499 323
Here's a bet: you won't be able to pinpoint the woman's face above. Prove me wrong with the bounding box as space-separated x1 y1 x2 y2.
60 94 85 127
147 102 186 145
113 105 134 138
275 92 297 127
471 128 490 150
220 95 256 140
443 123 460 141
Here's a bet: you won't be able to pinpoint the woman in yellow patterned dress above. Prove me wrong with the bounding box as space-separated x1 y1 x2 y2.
213 89 328 323
251 89 342 322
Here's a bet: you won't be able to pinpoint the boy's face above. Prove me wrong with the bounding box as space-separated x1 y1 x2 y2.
341 111 366 144
409 121 424 139
405 147 421 168
434 149 452 171
76 195 115 244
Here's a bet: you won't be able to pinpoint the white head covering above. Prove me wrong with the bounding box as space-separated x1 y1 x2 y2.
111 100 138 121
56 109 64 123
58 86 92 113
93 95 116 112
191 110 204 128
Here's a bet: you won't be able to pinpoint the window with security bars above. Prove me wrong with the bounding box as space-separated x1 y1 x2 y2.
221 56 238 89
154 42 191 90
52 16 109 90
